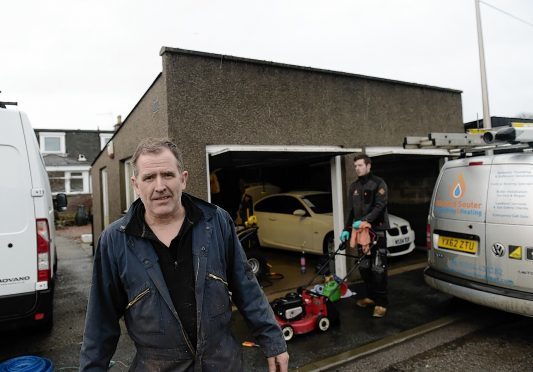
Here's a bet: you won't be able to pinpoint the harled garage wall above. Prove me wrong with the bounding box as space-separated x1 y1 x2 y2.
162 48 462 201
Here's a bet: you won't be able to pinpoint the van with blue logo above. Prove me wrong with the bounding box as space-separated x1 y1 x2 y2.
424 153 533 316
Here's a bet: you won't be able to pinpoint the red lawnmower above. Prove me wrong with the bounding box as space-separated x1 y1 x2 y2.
270 238 374 341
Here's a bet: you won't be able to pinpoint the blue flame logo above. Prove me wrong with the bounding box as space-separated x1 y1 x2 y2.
453 184 462 198
450 174 465 199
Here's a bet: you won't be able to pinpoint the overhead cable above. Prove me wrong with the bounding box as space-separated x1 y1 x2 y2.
480 1 533 29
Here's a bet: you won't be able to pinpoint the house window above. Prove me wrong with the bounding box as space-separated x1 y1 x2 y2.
123 158 138 211
48 170 90 194
49 171 66 193
100 133 113 150
70 172 84 192
39 132 66 154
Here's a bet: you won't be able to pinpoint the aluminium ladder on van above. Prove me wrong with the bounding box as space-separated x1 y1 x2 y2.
403 123 533 156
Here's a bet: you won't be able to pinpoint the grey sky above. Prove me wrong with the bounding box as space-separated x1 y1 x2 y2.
1 0 532 131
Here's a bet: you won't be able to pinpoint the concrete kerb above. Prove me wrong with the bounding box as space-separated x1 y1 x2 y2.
292 313 466 372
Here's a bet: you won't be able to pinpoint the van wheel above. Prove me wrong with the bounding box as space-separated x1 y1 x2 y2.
39 305 54 333
53 253 58 274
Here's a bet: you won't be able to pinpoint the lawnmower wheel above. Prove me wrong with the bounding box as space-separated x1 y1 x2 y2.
281 325 294 341
317 316 330 332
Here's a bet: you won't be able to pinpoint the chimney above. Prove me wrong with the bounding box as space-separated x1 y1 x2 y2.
113 115 122 131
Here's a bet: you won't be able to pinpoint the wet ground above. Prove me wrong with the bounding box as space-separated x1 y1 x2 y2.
258 246 428 300
0 225 449 371
0 234 93 369
236 267 453 370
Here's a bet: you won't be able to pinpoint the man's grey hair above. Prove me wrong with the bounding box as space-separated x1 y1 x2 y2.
131 138 184 176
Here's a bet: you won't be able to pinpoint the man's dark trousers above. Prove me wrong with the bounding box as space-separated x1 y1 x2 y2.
359 233 388 307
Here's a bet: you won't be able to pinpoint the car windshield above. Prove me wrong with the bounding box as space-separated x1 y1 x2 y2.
301 193 332 214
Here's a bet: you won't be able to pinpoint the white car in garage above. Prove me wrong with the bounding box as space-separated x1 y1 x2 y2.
253 191 416 257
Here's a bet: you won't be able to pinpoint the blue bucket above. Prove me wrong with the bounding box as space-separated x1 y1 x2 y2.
0 356 53 372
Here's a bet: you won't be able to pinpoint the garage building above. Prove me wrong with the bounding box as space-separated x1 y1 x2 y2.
91 47 463 275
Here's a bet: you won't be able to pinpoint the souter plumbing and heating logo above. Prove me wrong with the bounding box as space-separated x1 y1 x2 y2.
434 173 483 217
450 174 465 199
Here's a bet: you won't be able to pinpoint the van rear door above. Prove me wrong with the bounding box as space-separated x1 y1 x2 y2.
485 154 533 292
429 157 492 284
0 110 37 298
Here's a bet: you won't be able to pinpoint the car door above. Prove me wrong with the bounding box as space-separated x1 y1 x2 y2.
255 195 310 252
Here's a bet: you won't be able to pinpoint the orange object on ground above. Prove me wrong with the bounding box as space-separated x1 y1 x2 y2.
242 341 260 348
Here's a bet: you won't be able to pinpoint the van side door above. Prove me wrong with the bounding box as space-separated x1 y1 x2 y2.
485 156 533 293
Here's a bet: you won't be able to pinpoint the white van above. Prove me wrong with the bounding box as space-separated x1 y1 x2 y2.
425 152 533 317
0 105 66 330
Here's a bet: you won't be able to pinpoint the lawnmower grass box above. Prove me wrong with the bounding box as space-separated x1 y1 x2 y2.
0 107 65 331
425 153 533 317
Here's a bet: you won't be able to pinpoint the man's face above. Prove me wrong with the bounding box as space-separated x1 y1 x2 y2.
354 159 371 178
132 148 188 220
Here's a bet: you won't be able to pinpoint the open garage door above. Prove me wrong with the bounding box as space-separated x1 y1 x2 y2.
364 147 452 249
206 145 361 279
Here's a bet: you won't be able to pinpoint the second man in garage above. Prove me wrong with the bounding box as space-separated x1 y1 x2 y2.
341 154 390 318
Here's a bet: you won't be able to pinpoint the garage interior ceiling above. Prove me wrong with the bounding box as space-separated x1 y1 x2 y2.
207 145 362 169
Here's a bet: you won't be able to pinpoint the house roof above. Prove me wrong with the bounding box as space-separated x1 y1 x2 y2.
42 153 89 167
35 128 114 165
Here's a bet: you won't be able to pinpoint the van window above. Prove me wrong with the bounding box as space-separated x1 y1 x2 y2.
0 146 29 233
486 164 533 225
432 165 490 222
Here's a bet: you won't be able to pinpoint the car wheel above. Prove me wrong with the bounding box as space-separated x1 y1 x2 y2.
317 316 330 332
323 233 334 255
247 250 268 278
281 325 294 341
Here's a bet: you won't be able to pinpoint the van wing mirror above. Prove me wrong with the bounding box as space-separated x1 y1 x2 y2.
54 193 68 211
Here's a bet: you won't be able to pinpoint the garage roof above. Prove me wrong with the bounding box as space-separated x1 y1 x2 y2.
364 146 452 157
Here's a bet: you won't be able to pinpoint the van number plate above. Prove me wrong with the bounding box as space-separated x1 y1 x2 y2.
438 236 478 254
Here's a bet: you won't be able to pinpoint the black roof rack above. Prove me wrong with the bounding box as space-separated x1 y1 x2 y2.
0 91 18 108
0 101 18 109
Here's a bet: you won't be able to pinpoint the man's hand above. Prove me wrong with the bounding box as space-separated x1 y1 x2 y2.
267 351 289 372
340 230 350 242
